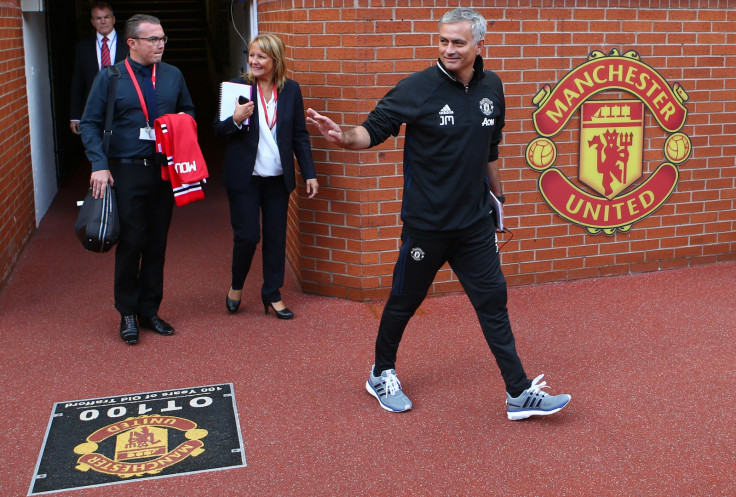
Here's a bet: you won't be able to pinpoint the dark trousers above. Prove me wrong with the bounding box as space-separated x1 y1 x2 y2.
227 176 290 303
110 162 174 317
375 223 531 395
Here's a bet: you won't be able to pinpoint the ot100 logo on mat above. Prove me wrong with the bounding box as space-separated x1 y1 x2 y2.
29 384 246 495
527 49 691 235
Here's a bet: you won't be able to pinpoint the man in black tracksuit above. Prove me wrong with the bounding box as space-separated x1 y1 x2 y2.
308 8 570 419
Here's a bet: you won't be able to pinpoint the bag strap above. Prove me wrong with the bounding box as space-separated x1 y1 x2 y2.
103 64 121 156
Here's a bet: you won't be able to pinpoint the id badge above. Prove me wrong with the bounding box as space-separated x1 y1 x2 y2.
139 126 156 141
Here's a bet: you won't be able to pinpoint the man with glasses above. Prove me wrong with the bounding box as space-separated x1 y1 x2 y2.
80 14 195 345
70 1 128 135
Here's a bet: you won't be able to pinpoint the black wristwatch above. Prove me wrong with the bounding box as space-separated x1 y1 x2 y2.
496 194 506 204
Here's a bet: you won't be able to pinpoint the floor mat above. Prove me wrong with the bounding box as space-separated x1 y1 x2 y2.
29 384 246 495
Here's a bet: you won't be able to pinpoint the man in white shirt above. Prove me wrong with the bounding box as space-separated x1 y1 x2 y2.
69 1 128 135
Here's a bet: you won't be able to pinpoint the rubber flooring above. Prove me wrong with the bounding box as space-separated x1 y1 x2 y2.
1 171 734 496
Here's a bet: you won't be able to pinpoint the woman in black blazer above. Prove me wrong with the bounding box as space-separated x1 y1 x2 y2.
214 34 318 319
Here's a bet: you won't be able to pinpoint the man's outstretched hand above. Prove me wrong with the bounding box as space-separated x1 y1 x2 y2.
306 108 346 146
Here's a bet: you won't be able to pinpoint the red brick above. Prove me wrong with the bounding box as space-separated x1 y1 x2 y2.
239 3 736 301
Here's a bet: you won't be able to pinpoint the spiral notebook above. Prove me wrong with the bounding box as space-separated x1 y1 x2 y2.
219 81 252 124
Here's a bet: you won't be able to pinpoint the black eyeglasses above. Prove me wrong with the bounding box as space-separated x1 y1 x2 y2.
133 35 168 45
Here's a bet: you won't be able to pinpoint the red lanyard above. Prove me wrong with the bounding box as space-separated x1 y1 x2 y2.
124 58 157 125
258 85 278 130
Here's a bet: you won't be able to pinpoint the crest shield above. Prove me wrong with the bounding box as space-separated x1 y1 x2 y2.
579 100 644 199
115 426 169 461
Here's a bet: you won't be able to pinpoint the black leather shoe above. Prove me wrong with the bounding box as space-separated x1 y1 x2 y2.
138 315 176 335
120 315 139 345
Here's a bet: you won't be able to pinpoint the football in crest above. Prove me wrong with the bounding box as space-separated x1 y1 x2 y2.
526 137 557 170
664 133 691 164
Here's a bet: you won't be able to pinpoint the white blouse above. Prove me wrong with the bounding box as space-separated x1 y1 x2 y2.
253 85 282 177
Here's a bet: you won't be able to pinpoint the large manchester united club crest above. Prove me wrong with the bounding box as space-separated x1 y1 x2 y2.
526 49 691 235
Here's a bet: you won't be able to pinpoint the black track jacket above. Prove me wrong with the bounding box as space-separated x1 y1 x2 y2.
361 55 505 237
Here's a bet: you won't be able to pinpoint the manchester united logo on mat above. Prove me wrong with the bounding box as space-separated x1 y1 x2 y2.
29 384 245 495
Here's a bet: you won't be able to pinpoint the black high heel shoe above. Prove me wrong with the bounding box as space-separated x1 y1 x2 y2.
261 297 294 320
225 289 241 313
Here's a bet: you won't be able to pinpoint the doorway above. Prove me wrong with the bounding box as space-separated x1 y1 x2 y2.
45 0 255 188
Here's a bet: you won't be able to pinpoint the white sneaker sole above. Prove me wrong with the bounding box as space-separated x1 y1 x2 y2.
507 395 571 420
365 381 412 413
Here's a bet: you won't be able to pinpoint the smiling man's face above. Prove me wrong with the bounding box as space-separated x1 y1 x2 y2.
439 20 483 84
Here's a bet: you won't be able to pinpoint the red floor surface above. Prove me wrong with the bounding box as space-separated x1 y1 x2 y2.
1 172 735 496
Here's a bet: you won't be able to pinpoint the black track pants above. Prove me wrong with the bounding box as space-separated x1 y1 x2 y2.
374 224 530 394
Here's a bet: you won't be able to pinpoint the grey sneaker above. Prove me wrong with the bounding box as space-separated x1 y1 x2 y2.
365 365 413 412
506 374 571 420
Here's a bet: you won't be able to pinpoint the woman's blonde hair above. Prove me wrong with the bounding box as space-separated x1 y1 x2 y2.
242 33 287 91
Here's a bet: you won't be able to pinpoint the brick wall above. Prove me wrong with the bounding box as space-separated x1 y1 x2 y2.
0 1 35 291
263 1 736 300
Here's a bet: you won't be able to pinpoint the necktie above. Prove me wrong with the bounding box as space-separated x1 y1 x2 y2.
140 65 159 122
100 36 111 69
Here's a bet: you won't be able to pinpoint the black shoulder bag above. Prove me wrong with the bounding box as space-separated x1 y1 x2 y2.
74 65 121 253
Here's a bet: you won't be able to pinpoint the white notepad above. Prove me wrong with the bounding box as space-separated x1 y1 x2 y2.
490 191 504 231
219 81 252 124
